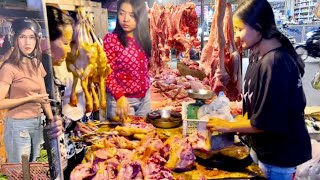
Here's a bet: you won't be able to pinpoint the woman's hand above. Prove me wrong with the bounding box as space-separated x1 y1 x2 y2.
116 96 130 119
207 117 256 134
29 94 49 103
75 122 95 134
206 118 235 133
47 115 64 139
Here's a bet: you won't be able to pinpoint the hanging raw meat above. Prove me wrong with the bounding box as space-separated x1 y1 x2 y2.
170 2 200 66
199 0 228 94
148 3 173 75
148 2 200 74
223 3 241 101
199 1 241 101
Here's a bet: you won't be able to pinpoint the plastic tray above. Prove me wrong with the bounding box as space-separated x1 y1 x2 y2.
1 163 50 180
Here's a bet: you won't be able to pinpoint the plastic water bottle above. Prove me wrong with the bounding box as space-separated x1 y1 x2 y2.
217 91 230 106
208 91 230 110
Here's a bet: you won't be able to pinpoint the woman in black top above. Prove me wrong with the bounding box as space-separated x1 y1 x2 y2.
207 0 311 179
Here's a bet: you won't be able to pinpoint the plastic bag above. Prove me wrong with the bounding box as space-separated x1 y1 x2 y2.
311 70 320 90
208 107 233 121
208 92 230 110
197 104 210 120
197 92 233 121
295 139 320 180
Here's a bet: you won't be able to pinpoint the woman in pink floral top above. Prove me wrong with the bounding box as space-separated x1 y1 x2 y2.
104 0 151 119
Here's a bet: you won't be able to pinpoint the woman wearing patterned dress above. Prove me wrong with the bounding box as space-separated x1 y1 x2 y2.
103 0 151 119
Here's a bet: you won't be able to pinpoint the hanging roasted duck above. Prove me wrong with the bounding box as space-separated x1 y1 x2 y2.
66 8 111 113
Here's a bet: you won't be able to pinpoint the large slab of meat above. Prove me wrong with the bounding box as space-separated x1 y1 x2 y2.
199 1 241 101
148 2 200 75
148 1 241 102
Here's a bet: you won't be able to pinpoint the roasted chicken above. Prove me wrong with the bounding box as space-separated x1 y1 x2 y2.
66 7 111 114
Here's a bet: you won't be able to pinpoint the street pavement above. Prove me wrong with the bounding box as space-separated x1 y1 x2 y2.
302 57 320 106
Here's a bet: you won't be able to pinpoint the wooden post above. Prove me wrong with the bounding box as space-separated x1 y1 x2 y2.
93 7 108 39
21 154 30 180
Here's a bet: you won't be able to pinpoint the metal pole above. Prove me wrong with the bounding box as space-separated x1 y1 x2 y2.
200 0 204 51
41 2 66 180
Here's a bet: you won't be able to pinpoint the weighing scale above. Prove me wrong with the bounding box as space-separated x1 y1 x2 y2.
186 89 214 119
185 89 234 152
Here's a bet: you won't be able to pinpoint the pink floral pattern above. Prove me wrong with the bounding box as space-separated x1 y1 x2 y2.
103 33 150 100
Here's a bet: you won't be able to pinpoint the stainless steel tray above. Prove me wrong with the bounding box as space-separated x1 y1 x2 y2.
147 109 182 129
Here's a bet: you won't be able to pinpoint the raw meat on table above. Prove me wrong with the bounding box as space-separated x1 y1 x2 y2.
151 70 208 112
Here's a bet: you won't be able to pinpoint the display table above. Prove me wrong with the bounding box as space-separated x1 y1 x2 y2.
305 106 320 141
70 117 264 179
305 106 320 115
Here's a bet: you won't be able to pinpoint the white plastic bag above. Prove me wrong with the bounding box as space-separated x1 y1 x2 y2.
208 107 233 121
295 139 320 180
311 70 320 90
197 92 233 121
208 92 230 110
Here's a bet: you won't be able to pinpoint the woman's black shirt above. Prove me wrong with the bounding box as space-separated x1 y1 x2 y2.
243 46 311 167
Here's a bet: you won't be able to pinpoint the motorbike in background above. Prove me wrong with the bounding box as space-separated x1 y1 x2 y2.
280 24 296 45
295 28 320 61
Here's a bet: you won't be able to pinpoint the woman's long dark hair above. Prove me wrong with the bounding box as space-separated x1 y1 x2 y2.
0 35 11 56
5 30 42 72
113 0 151 57
234 0 305 76
46 6 73 41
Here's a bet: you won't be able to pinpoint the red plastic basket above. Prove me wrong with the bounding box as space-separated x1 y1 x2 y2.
1 162 50 180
